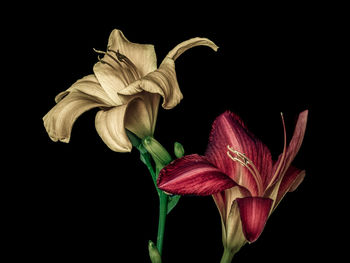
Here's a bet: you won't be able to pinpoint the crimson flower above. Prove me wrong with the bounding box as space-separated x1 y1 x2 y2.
157 110 308 256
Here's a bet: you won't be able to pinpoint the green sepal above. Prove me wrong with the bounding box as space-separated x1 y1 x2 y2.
143 137 172 167
125 129 142 148
148 240 162 263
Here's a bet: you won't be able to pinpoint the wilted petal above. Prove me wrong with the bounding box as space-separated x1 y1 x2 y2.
95 105 132 152
55 74 115 105
205 111 273 196
158 154 236 196
43 92 105 143
236 197 273 243
107 29 157 77
119 37 218 110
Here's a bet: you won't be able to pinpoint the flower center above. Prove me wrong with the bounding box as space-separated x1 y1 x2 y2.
226 145 263 195
93 48 141 82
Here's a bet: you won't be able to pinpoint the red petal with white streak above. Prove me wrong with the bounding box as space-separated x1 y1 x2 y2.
205 111 272 196
236 197 273 243
157 154 236 196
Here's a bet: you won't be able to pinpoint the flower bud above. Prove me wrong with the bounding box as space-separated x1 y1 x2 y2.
142 137 172 167
148 240 162 263
174 142 185 158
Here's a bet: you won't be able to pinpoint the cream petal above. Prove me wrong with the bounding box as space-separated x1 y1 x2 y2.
43 92 105 143
55 74 115 105
119 37 218 110
107 29 157 77
95 105 133 152
124 93 160 138
224 201 247 253
93 59 132 106
166 37 219 61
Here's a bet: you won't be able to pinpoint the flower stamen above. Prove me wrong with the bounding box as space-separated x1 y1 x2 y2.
227 145 263 195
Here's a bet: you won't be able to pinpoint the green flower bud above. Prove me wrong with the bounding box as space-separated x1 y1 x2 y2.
142 137 172 167
174 142 185 158
148 240 162 263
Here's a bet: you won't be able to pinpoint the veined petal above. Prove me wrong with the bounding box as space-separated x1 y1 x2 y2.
265 166 306 210
93 57 134 106
107 29 157 77
223 201 247 253
95 105 132 152
205 111 273 196
166 37 218 61
269 110 308 188
236 197 273 243
213 186 251 226
157 154 236 196
119 37 218 110
43 92 106 143
55 74 115 105
124 92 160 139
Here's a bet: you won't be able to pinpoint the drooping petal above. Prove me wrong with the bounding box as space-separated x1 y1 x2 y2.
236 197 273 243
124 93 160 139
166 37 219 61
119 37 218 110
205 111 273 196
157 154 237 196
43 92 106 143
265 166 306 210
95 105 132 152
106 29 157 77
269 110 308 188
55 74 115 105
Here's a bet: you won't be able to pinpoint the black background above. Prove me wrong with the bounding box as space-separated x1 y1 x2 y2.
7 3 340 262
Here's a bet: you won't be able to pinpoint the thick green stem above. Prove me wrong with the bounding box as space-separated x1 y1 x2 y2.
156 191 168 255
220 249 235 263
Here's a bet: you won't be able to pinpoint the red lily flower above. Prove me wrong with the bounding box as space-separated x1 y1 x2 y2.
157 110 308 254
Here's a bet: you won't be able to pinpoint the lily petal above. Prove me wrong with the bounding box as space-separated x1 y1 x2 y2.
124 93 160 139
205 111 273 196
223 201 247 253
270 110 308 187
95 105 132 152
55 74 115 105
265 166 306 210
93 56 136 106
107 29 157 77
43 92 106 143
157 154 236 196
119 37 218 110
213 186 251 226
236 197 273 243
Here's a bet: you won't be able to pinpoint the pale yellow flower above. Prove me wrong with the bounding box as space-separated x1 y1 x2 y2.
43 29 218 152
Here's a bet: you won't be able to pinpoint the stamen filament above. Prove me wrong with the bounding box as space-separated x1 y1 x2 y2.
227 145 263 195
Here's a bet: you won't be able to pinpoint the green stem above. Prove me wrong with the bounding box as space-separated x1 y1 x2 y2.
156 191 168 255
220 249 235 263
